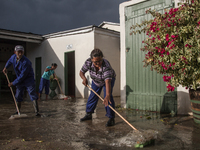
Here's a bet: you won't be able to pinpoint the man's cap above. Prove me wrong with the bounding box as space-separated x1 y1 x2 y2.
15 45 24 51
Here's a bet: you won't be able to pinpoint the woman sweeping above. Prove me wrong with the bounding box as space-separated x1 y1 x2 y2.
80 48 116 126
38 63 58 100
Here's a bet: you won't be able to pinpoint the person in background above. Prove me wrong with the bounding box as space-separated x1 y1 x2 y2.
3 45 40 116
38 63 58 100
80 48 116 126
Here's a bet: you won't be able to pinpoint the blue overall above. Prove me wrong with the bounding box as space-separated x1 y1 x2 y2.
86 78 115 118
5 54 38 102
38 78 50 95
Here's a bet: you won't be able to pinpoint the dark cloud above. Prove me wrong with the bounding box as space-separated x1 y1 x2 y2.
0 0 127 35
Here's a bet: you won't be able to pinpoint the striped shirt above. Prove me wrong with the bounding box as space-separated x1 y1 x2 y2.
81 58 116 87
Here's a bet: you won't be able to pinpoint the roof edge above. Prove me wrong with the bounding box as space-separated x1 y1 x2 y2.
98 21 120 27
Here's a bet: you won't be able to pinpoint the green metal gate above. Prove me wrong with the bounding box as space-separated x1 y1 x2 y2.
125 0 177 112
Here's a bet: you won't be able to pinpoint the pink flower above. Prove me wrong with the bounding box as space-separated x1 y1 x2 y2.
163 76 171 82
166 37 169 41
168 24 171 27
171 35 176 38
157 35 161 40
167 84 175 91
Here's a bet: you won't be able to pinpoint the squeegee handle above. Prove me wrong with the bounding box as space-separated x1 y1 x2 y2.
87 85 138 131
5 73 20 115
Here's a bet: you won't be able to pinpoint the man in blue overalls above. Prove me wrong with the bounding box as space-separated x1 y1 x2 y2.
3 45 40 116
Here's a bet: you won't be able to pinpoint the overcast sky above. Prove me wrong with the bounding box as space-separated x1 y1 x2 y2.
0 0 128 35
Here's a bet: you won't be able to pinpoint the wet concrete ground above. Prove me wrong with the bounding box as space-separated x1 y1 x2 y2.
0 92 200 150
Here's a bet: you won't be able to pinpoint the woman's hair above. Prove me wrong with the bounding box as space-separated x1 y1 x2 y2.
90 48 104 59
52 63 57 67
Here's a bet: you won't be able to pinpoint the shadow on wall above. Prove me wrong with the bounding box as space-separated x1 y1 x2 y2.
27 42 65 98
126 85 133 104
41 42 63 96
160 91 191 115
160 91 177 115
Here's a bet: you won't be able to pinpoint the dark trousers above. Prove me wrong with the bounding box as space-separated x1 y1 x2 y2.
86 78 115 118
38 78 50 95
15 82 38 102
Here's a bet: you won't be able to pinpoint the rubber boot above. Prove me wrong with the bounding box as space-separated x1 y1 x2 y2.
13 102 21 115
106 118 115 127
32 100 41 116
80 112 92 121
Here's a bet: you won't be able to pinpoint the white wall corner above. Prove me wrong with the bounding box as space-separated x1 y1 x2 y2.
177 85 191 115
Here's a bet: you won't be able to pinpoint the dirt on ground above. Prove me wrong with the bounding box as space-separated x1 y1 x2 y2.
0 92 200 150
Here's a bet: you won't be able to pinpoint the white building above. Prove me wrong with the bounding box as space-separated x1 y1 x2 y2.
0 24 120 99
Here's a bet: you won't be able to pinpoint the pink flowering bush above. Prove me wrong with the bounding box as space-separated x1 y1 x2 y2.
131 0 200 91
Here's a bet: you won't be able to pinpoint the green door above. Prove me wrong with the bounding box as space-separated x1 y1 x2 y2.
35 57 41 93
125 0 177 112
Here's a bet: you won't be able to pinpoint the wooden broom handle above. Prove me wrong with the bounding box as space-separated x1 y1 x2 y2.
56 80 64 95
54 72 64 95
5 73 20 115
87 85 138 131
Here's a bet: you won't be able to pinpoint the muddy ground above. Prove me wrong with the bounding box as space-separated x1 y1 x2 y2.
0 92 200 150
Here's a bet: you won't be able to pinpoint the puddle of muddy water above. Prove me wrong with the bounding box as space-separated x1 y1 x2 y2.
1 94 200 150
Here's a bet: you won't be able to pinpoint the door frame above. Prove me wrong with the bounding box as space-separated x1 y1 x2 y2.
64 51 75 96
35 57 41 93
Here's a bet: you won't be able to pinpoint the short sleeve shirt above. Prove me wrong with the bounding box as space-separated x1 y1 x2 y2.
42 66 54 80
81 58 116 87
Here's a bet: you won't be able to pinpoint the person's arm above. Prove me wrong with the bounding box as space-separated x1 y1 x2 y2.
12 61 31 86
103 79 111 107
53 73 58 80
45 67 54 72
80 71 88 86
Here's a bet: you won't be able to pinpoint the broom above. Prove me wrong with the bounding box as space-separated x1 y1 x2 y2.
5 73 27 119
54 73 68 100
87 85 156 148
56 79 68 100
